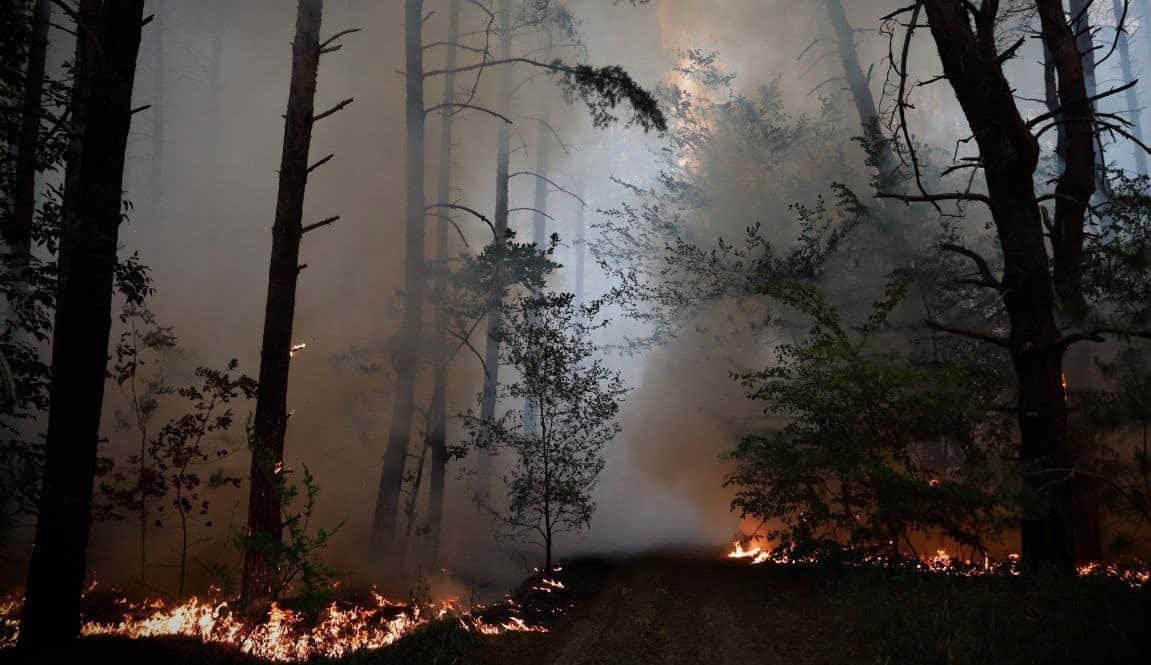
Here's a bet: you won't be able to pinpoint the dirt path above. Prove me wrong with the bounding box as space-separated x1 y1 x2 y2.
469 549 861 665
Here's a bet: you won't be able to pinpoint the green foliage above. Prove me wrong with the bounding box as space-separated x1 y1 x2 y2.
238 460 343 618
462 292 626 562
726 282 1015 557
0 0 154 543
1086 173 1151 324
100 326 256 594
555 62 666 132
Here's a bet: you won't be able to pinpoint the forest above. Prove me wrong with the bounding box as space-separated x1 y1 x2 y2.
1 0 1151 662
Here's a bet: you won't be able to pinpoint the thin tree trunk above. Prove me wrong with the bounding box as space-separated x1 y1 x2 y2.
372 0 427 552
403 433 428 543
574 187 585 307
7 0 51 325
208 0 224 147
425 0 460 564
1069 0 1109 193
476 0 513 504
824 0 899 192
920 0 1082 572
1048 0 1103 563
1113 0 1147 175
151 0 165 231
240 0 325 602
1050 1 1097 323
19 0 147 647
523 60 551 437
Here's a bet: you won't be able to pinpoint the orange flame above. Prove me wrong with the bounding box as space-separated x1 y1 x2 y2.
0 580 557 660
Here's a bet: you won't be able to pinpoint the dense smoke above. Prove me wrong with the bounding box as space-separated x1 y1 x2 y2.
7 0 1150 601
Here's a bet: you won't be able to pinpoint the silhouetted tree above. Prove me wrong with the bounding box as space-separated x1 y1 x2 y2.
6 0 50 319
19 0 148 647
241 0 352 601
464 292 624 570
884 0 1124 572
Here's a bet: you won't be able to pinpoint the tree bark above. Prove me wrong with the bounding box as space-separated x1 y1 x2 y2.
240 0 325 602
919 0 1081 572
19 0 146 647
476 0 513 505
372 0 427 552
7 0 51 324
425 0 460 564
1069 0 1110 196
1047 0 1097 323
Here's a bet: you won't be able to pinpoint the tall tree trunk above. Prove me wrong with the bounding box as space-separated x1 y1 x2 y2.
1049 1 1097 323
824 0 899 191
1113 0 1147 175
241 0 325 602
8 0 51 322
1046 0 1102 563
920 0 1081 572
825 0 913 267
150 0 165 231
208 0 224 147
475 0 513 504
18 0 146 647
1069 0 1108 193
425 0 460 564
574 186 585 307
523 64 551 437
372 0 427 551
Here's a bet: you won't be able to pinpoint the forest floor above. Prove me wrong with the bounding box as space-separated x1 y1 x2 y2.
3 547 1149 664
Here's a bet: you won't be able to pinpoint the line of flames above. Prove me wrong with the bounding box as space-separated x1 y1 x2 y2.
727 541 1151 588
0 579 562 661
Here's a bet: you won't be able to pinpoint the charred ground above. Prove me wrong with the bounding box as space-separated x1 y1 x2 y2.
5 549 1148 664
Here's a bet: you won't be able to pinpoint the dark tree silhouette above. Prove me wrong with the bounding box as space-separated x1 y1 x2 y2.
464 292 624 570
19 0 147 647
241 0 351 601
7 0 50 315
888 0 1106 571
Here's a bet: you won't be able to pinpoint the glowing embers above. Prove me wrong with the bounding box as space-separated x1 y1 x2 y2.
470 614 549 635
726 540 770 565
1077 561 1151 588
529 578 566 593
724 542 1150 589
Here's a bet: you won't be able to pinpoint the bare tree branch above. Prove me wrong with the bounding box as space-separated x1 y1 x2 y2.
1057 326 1151 349
509 170 586 205
308 153 334 173
941 242 1001 290
924 319 1010 347
320 27 362 53
302 215 340 234
312 97 354 123
427 203 496 237
425 102 512 123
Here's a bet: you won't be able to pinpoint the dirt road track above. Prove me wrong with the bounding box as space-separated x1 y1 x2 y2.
468 550 860 665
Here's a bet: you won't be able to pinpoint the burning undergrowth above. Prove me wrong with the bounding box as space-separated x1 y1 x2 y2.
0 568 572 661
726 539 1151 588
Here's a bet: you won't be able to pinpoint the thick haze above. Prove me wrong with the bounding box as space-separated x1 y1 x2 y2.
25 0 1141 593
